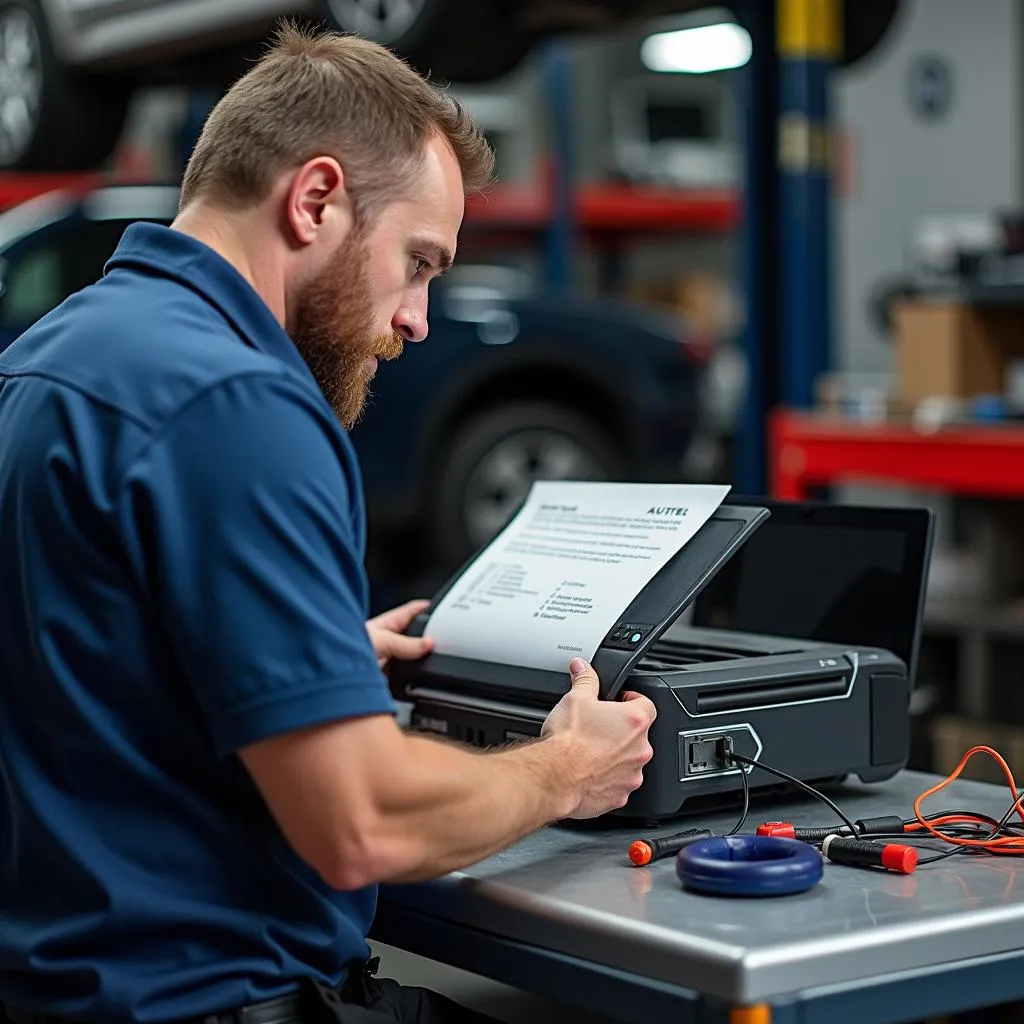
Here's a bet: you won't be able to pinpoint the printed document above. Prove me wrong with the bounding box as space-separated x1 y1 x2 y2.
423 481 730 672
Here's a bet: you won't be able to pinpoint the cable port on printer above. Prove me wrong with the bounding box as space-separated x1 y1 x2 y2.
686 734 734 775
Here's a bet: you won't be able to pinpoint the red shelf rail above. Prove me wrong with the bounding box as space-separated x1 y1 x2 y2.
0 173 106 208
465 182 738 234
769 408 1024 500
0 170 739 237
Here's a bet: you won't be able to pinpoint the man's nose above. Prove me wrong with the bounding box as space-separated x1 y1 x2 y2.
393 300 429 343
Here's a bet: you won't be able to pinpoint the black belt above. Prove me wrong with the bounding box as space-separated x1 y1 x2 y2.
3 957 380 1024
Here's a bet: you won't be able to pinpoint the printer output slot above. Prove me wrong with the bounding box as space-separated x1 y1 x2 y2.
405 686 549 723
694 674 849 714
404 678 555 711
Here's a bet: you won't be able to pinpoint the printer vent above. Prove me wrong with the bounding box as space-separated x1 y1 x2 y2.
638 637 777 672
694 674 849 714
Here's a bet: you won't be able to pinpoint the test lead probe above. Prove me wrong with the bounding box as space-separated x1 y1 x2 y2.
821 835 919 874
628 830 713 866
629 744 751 866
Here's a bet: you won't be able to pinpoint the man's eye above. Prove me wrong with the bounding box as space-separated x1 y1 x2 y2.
413 258 431 278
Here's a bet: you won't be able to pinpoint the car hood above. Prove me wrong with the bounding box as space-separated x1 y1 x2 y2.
502 289 690 348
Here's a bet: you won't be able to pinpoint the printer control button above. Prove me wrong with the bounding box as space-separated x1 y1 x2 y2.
604 623 652 650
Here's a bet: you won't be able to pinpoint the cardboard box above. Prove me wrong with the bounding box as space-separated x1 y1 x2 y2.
893 300 1024 405
929 714 1024 785
631 270 738 343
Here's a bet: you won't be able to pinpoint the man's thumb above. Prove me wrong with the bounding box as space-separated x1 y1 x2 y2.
569 657 600 694
382 633 433 661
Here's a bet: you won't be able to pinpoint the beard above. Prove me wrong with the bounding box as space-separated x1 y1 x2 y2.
287 231 404 429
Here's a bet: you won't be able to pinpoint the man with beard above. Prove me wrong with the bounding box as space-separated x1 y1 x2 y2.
0 21 657 1024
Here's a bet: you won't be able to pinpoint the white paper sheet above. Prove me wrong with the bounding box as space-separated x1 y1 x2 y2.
423 481 731 673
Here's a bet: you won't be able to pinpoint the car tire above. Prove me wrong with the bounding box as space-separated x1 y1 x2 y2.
320 0 530 82
0 0 128 171
431 401 626 568
842 0 903 68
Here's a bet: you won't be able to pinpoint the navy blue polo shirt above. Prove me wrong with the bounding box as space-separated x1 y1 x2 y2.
0 223 397 1024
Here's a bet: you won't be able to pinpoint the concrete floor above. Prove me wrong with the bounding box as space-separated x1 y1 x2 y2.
369 942 618 1024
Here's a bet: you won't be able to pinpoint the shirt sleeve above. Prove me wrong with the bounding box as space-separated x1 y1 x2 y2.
118 371 396 757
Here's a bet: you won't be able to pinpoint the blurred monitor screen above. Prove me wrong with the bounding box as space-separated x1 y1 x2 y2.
646 100 710 142
691 501 934 685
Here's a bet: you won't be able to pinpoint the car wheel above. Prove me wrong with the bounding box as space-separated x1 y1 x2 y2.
0 0 128 171
432 402 625 567
323 0 435 49
321 0 530 82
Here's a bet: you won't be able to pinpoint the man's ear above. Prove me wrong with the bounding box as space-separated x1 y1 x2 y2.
284 156 353 250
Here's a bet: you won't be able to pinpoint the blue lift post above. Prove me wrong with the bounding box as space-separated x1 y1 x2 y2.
176 90 218 171
541 38 577 293
732 0 780 498
778 0 840 409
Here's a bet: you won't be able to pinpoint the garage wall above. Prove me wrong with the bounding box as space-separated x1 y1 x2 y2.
451 0 1024 377
834 0 1024 375
576 19 739 292
450 12 740 294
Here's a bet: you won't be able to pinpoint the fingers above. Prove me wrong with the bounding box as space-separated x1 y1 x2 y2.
374 631 433 664
619 691 658 725
369 599 431 632
568 657 600 697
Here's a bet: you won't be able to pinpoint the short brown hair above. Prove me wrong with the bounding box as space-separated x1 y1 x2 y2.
179 21 495 222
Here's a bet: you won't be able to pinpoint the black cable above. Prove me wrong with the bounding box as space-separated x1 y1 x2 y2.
992 789 1024 833
908 810 1006 831
844 832 968 845
910 789 1024 863
723 755 1024 867
726 758 751 837
917 848 968 865
933 791 1024 848
913 819 991 835
848 831 975 860
727 750 860 836
954 787 1024 856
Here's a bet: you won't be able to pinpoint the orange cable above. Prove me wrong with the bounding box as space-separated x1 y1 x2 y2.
913 746 1024 853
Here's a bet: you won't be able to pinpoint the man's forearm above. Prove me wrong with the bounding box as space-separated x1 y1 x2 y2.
367 731 583 883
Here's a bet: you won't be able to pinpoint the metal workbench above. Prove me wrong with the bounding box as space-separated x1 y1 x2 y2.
370 770 1024 1024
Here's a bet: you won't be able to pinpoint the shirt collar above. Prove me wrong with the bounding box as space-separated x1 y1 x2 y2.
105 222 318 388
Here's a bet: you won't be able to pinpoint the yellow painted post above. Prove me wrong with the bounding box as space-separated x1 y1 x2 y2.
729 1004 772 1024
778 0 841 59
776 0 842 408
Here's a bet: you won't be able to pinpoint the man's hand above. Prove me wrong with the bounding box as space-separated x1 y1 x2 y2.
366 599 433 672
541 658 657 819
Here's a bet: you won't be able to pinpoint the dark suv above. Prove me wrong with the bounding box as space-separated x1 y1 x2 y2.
0 183 703 567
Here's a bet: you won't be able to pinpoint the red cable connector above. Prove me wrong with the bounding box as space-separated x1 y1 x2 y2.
756 821 796 838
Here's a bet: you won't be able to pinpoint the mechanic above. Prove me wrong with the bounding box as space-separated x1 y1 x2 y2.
0 22 657 1024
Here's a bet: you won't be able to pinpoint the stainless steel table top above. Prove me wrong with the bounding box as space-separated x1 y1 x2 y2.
380 771 1024 1003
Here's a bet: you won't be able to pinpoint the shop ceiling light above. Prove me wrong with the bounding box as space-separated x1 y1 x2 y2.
640 22 752 74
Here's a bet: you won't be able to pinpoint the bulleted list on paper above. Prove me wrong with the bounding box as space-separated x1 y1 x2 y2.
423 481 730 673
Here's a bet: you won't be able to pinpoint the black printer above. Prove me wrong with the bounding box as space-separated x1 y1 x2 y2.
392 499 934 822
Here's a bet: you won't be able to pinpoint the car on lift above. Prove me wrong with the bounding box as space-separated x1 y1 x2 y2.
0 0 715 172
0 0 902 172
0 182 705 567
